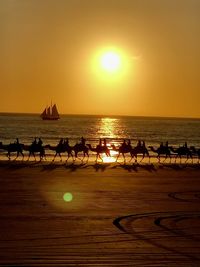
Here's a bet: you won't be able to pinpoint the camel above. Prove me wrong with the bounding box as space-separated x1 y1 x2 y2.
148 146 171 162
111 143 132 163
190 146 200 163
23 144 46 161
87 144 110 162
169 146 193 163
45 143 73 162
0 142 24 160
72 143 89 162
130 145 150 163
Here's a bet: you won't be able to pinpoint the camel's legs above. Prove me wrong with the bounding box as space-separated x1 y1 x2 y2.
116 153 120 162
129 153 135 163
139 155 143 163
122 153 126 164
39 152 45 162
15 151 23 161
100 154 103 162
163 155 167 162
27 152 34 161
13 152 18 161
52 152 57 162
21 152 24 160
28 152 36 161
81 152 87 163
70 152 74 160
86 153 89 163
66 153 70 162
74 152 83 162
185 155 188 163
95 154 98 162
134 155 138 163
7 152 11 160
58 153 62 162
83 152 89 163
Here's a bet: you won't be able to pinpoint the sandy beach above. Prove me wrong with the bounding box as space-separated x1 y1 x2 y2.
0 160 200 266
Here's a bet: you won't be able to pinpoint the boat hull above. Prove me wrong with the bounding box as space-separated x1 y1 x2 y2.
41 117 60 120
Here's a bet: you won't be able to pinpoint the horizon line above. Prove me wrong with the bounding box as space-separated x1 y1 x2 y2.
0 111 199 120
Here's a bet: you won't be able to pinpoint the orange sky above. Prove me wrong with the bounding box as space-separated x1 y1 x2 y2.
0 0 199 117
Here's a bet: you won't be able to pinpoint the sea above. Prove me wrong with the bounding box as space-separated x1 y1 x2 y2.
0 113 200 148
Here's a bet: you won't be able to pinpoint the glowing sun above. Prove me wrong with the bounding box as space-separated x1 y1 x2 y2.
100 52 121 72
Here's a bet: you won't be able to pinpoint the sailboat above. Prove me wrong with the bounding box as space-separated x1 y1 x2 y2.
40 103 60 120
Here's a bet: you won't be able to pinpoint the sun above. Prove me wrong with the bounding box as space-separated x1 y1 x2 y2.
100 52 121 72
90 47 130 81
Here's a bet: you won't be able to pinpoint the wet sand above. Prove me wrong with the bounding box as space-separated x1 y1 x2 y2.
0 160 200 266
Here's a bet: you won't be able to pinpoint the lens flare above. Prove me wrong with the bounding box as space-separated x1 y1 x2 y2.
63 192 73 202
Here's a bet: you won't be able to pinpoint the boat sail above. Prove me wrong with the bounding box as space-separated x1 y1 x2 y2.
40 103 60 120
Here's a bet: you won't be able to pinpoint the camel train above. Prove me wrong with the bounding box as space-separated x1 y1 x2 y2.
0 137 199 164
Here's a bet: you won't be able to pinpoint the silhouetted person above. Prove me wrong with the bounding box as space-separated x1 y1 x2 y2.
38 138 43 147
127 139 131 147
103 138 107 147
14 138 20 148
121 139 127 149
137 140 141 148
81 137 86 146
58 138 63 149
32 137 37 147
64 138 69 145
142 140 146 148
15 138 19 145
159 142 164 149
99 138 102 147
184 142 188 148
165 141 169 148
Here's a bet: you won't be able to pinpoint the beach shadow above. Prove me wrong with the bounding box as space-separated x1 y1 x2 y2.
4 160 39 170
111 162 138 172
6 162 28 170
162 163 188 170
41 162 63 171
137 163 157 172
84 162 110 172
65 162 86 172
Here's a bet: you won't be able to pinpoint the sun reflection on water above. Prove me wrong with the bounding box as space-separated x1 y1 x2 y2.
99 117 119 163
99 117 118 137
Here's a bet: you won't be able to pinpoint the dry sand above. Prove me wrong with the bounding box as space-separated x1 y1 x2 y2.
0 160 200 266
